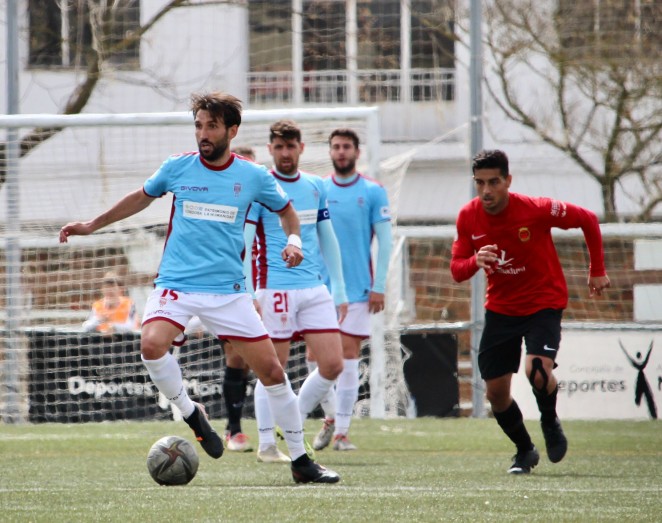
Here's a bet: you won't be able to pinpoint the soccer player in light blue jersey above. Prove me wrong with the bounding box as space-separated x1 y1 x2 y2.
59 92 339 484
311 128 393 452
243 120 348 463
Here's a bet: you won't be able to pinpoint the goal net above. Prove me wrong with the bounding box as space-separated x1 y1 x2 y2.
0 107 389 423
386 222 662 417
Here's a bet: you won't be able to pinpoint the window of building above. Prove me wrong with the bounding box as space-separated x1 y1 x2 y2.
411 0 455 69
28 0 140 69
303 0 347 71
248 0 455 104
248 0 292 72
357 0 401 70
556 0 661 62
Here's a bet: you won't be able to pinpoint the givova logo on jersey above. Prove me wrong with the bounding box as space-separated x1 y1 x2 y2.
180 186 208 192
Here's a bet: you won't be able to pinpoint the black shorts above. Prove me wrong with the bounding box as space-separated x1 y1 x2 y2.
478 308 562 381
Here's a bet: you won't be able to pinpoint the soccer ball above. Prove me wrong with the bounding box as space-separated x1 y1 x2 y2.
146 435 199 486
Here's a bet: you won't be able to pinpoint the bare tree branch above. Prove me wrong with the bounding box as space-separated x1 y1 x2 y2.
483 0 662 222
0 0 203 184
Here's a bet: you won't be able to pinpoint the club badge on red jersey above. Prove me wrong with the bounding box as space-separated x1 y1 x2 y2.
519 227 531 242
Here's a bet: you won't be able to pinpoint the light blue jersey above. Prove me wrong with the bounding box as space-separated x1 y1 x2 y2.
143 153 290 294
324 173 391 303
247 171 329 289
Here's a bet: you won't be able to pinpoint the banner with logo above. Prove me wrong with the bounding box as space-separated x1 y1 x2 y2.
26 330 226 422
512 331 661 420
25 330 375 423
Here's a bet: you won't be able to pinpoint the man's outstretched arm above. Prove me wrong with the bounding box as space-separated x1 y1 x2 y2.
60 188 155 242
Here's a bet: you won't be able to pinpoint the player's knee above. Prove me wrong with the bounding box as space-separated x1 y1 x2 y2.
319 359 343 381
224 348 244 368
486 389 508 410
528 357 549 394
140 336 170 360
258 362 287 386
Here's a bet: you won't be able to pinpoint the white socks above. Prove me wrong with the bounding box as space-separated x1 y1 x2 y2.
263 377 306 460
307 360 336 418
254 380 277 449
298 367 336 420
142 352 195 418
335 359 360 435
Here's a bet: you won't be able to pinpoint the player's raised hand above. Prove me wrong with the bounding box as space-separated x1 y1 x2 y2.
282 245 303 268
59 221 95 243
588 274 610 297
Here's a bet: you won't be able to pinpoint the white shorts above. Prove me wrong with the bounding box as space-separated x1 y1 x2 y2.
340 302 371 339
256 286 339 341
142 287 268 342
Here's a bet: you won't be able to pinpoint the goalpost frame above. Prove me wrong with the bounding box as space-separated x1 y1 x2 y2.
391 223 662 416
0 106 388 420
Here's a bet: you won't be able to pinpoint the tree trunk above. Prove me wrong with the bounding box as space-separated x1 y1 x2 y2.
601 179 619 223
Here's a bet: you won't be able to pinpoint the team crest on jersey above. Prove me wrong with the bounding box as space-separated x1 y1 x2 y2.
280 313 288 327
159 297 167 308
313 189 320 200
234 183 242 197
518 227 531 242
357 197 365 207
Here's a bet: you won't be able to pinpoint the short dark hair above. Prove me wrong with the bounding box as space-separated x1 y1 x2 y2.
269 119 302 143
190 92 242 128
472 149 509 177
231 146 256 160
328 128 360 148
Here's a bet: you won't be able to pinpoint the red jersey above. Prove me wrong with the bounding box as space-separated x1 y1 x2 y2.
450 193 606 316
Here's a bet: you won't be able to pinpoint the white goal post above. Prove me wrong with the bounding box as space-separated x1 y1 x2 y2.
0 106 393 423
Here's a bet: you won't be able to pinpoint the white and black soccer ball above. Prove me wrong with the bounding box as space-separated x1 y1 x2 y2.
146 435 199 486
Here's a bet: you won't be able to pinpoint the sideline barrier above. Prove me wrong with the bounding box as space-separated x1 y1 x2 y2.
27 330 224 422
24 329 462 422
24 330 374 422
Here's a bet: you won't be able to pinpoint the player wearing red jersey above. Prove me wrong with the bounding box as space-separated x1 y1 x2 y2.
451 149 610 474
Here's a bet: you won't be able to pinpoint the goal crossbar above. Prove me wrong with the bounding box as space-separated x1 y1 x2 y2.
0 106 379 128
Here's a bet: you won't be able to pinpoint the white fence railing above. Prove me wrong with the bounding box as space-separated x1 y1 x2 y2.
248 67 455 105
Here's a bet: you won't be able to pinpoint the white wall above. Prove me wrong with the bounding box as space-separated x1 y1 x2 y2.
0 1 249 115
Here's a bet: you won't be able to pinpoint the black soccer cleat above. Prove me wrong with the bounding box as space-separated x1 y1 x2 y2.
507 446 540 475
291 457 340 484
541 418 568 463
184 403 224 459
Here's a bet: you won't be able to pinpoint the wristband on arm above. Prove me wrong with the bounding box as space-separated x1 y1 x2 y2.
287 234 302 249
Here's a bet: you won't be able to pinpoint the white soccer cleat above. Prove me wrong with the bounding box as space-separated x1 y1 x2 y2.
332 434 357 451
313 417 335 451
225 432 253 452
256 444 291 463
